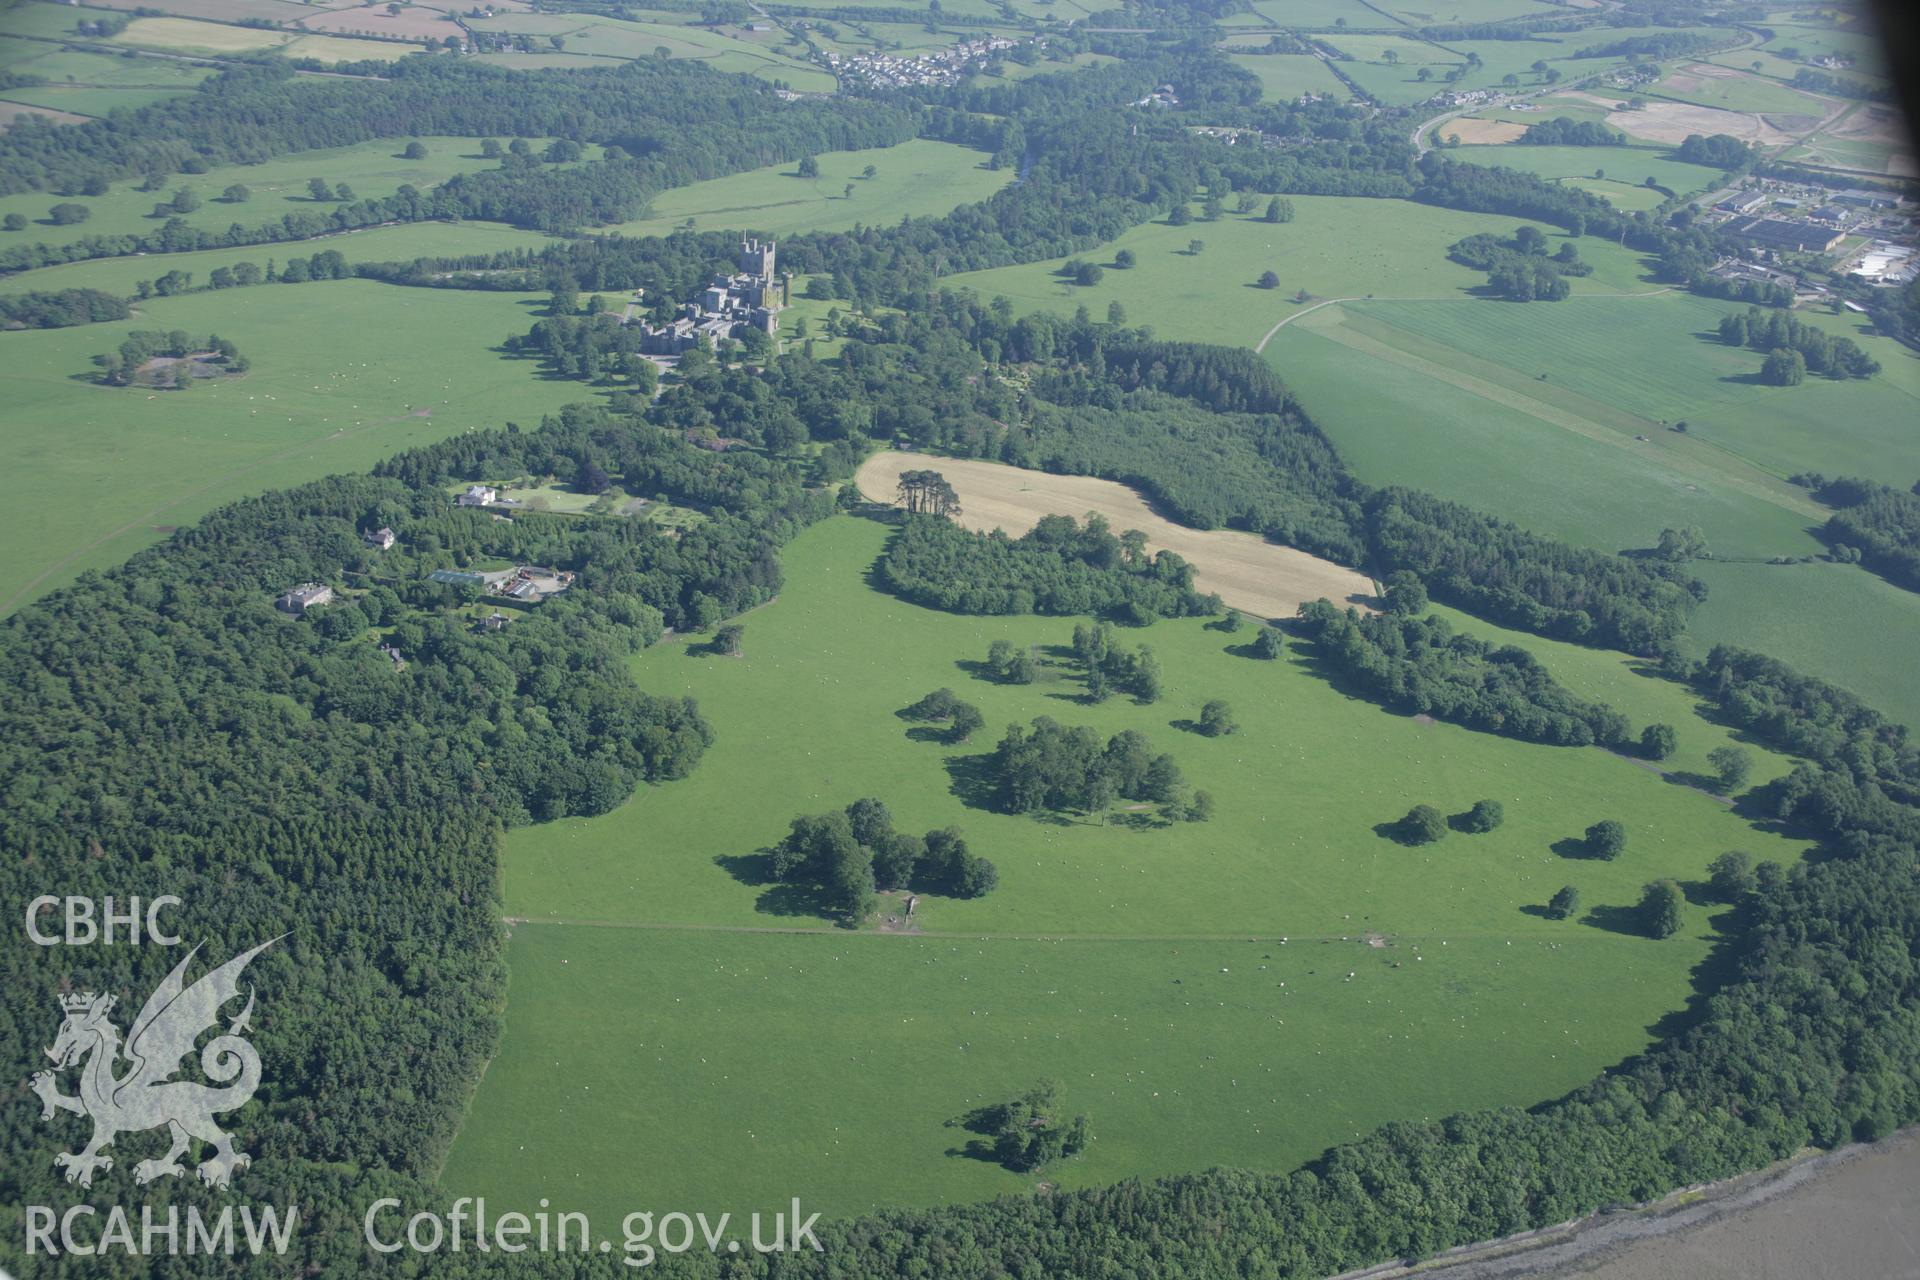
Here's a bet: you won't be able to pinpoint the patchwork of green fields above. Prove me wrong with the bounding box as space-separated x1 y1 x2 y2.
0 279 595 612
465 11 834 90
594 140 1009 240
0 135 595 255
446 515 1807 1219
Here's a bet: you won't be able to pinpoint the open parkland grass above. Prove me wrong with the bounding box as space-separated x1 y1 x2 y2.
0 278 591 612
594 140 1009 240
941 195 1663 350
444 514 1808 1221
0 135 593 255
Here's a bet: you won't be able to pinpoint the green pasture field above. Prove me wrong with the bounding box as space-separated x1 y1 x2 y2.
1782 121 1911 177
1644 64 1833 118
1266 303 1825 561
1372 0 1560 21
941 195 1662 350
1344 292 1920 487
1244 0 1398 28
1225 52 1349 103
107 14 411 61
464 10 834 87
0 279 595 613
1755 21 1890 73
0 40 214 88
1444 143 1725 197
0 0 100 39
594 140 1008 240
75 0 316 21
446 514 1807 1220
0 135 594 256
0 220 560 295
980 50 1118 83
1685 560 1920 732
0 84 190 115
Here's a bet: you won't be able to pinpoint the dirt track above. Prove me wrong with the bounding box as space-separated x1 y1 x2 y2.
854 451 1375 621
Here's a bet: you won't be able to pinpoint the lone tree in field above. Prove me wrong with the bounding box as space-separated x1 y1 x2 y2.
1460 799 1504 833
1257 270 1281 289
1640 723 1678 761
714 624 744 657
896 469 961 518
947 702 985 744
1186 789 1215 822
797 155 819 178
1586 819 1626 860
1707 745 1752 794
1400 804 1447 845
1639 879 1684 939
1198 699 1237 737
403 140 428 159
1547 884 1580 920
1253 627 1285 659
1708 850 1756 901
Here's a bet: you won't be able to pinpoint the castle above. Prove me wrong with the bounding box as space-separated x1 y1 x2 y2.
638 238 785 356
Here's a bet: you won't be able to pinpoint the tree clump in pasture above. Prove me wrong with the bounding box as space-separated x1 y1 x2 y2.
953 1080 1092 1173
772 799 997 922
993 718 1191 819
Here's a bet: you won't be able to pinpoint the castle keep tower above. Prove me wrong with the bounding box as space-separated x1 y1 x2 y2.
739 237 776 286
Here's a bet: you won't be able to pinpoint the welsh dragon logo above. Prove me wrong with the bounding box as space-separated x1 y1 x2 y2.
30 938 278 1190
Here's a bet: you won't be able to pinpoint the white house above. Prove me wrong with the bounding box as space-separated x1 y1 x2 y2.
457 485 498 507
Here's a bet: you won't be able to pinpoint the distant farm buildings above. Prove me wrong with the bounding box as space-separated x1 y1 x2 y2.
457 484 499 507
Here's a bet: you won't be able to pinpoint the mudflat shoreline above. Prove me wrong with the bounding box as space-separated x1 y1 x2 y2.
1333 1127 1920 1280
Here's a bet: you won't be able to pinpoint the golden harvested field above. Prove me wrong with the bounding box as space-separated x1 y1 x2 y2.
1444 117 1528 144
855 451 1377 619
